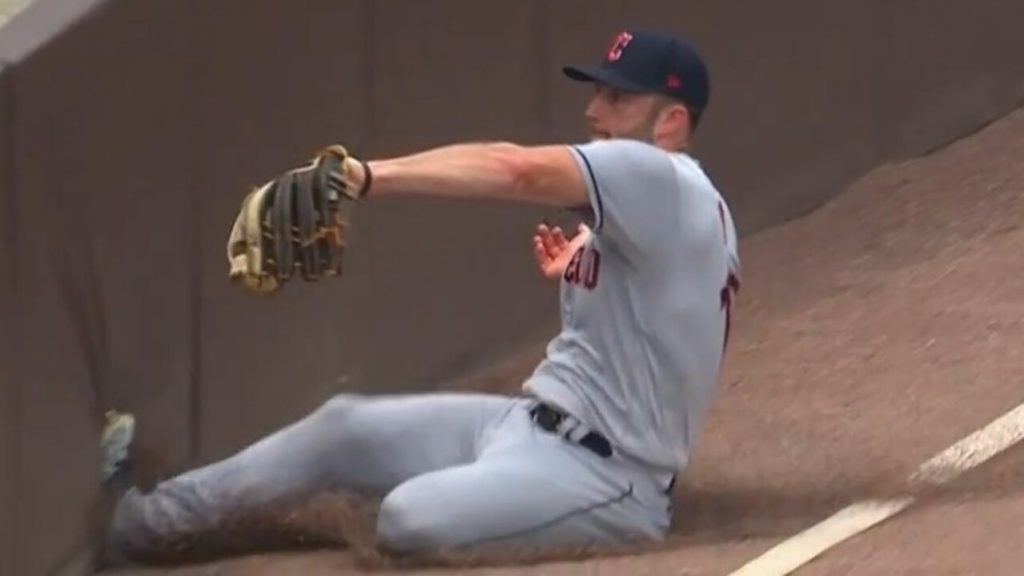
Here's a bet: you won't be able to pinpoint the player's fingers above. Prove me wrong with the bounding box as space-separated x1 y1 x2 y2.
541 228 560 258
552 227 569 250
536 224 554 246
532 237 549 265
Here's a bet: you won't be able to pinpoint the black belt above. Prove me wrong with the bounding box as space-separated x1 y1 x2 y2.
529 402 677 495
529 402 613 458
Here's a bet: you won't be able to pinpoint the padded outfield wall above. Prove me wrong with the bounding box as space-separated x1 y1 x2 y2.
1 1 1023 573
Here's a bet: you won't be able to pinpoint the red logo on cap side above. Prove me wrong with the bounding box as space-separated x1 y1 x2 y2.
666 73 682 89
606 31 633 62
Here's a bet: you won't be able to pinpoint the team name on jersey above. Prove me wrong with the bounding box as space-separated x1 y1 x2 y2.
563 245 602 290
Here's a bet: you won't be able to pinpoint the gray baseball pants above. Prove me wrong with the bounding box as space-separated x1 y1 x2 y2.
107 393 673 555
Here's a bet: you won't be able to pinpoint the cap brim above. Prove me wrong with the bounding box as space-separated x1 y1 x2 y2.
562 65 649 93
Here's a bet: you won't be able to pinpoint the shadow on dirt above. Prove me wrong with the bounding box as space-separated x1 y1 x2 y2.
668 477 906 543
670 445 1024 546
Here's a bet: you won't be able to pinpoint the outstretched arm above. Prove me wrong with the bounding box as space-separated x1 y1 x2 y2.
226 141 598 295
349 142 590 208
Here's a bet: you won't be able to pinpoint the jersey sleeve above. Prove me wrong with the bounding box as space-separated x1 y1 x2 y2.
568 139 684 257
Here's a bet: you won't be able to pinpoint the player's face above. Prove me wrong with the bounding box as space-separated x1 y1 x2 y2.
584 83 665 143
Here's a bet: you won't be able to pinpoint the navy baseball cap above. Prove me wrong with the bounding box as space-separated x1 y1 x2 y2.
563 29 710 114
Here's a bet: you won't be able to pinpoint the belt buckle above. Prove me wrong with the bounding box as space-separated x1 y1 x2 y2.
531 402 613 459
531 403 564 432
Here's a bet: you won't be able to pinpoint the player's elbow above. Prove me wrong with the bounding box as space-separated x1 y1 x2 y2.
487 143 574 206
485 142 535 199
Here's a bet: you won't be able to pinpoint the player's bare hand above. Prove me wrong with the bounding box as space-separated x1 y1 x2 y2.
533 222 590 280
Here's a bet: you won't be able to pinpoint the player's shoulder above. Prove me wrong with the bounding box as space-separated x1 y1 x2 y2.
574 140 708 179
572 138 671 165
571 139 680 185
674 153 723 201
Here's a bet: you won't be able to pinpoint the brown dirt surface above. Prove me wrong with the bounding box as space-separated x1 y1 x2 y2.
100 105 1024 575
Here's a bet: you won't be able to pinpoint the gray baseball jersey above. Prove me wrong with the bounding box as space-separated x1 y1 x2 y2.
525 139 740 479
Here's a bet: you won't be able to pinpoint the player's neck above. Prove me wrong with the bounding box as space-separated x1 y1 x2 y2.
653 133 690 153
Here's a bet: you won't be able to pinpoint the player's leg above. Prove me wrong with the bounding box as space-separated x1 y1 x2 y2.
375 398 672 554
106 392 516 557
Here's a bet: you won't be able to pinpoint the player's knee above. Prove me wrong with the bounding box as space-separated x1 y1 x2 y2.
313 393 362 418
304 394 373 448
376 487 450 552
308 393 366 433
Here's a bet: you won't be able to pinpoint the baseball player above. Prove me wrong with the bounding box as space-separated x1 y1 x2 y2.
99 29 740 563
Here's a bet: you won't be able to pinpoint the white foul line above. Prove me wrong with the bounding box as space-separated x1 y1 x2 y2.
726 399 1024 576
910 402 1024 485
726 499 913 576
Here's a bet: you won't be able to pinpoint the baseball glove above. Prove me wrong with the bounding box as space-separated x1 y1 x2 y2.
226 145 371 295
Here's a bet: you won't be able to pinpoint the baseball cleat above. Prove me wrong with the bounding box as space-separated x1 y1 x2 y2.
101 409 136 493
93 410 139 570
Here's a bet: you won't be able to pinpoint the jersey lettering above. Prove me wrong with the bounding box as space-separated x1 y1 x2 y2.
720 273 740 351
718 200 740 352
564 245 602 290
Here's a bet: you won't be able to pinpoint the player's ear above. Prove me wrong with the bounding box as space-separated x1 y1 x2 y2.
653 100 689 144
668 102 691 129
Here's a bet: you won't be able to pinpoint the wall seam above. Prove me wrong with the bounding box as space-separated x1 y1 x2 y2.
0 55 21 576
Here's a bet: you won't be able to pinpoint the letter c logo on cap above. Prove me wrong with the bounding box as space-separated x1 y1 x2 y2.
606 31 634 62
